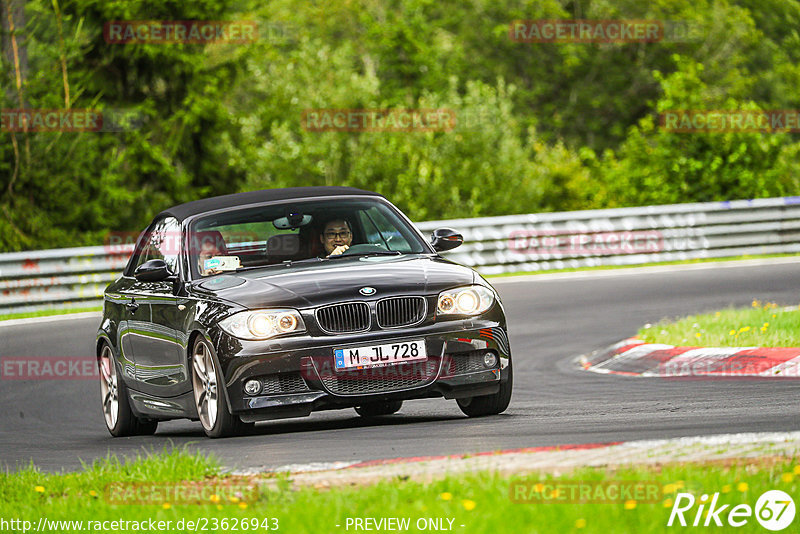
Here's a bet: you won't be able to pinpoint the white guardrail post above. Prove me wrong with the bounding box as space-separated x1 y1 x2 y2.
2 197 800 314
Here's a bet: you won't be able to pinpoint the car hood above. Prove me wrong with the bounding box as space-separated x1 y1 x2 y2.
193 255 476 309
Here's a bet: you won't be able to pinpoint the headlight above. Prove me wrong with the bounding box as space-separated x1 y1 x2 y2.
437 285 495 316
219 309 306 340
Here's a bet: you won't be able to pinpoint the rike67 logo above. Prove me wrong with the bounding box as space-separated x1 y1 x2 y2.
668 490 795 530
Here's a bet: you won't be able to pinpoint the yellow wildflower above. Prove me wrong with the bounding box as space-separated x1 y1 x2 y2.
624 500 637 510
737 482 748 492
440 492 452 501
462 499 476 511
575 519 587 529
34 486 45 493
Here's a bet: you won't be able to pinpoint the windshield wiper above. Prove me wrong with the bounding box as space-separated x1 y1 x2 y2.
232 265 270 273
327 251 403 259
282 257 324 266
233 257 324 271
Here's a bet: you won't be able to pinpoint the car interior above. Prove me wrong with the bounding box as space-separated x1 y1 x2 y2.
192 213 373 275
187 197 425 278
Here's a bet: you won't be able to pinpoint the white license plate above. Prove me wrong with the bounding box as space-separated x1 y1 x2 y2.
334 339 427 370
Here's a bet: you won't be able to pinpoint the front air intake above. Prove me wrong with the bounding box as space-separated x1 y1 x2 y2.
316 302 371 333
376 296 426 328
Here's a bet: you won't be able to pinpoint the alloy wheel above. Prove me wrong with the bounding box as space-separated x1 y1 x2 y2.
192 340 218 431
99 345 119 429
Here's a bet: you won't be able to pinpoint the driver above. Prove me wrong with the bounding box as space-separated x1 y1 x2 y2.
320 219 353 257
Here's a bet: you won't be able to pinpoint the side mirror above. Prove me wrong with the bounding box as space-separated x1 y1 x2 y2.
431 228 463 252
134 259 175 282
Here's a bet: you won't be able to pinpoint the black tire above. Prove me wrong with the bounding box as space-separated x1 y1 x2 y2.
98 343 159 437
191 336 249 438
355 400 403 417
456 359 513 417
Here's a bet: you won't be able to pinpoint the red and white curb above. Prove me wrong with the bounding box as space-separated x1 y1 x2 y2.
237 443 617 476
579 337 800 378
234 432 800 487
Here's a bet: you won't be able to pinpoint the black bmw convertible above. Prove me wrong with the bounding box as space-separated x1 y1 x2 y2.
97 187 512 438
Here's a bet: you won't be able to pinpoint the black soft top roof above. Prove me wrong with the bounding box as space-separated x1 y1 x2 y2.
158 186 383 221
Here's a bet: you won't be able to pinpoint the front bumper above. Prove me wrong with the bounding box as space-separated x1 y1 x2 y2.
215 318 511 422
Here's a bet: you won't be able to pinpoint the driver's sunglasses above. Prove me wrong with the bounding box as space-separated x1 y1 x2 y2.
324 231 352 239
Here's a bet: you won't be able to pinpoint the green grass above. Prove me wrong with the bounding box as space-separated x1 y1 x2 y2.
638 301 800 347
0 305 102 322
3 449 800 533
486 253 798 278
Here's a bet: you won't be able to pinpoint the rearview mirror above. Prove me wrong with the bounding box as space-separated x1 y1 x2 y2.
134 259 175 282
431 228 463 252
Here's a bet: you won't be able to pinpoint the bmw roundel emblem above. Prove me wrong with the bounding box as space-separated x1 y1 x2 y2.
359 287 376 296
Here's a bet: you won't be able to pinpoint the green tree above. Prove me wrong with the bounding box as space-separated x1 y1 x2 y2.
600 57 800 206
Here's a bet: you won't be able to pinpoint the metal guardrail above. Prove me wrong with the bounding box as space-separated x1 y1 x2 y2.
0 246 133 315
2 196 800 314
416 196 800 275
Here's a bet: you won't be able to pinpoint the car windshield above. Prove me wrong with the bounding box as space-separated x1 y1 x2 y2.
188 198 429 278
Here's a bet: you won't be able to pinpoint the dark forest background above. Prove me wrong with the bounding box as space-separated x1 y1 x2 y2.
2 0 799 251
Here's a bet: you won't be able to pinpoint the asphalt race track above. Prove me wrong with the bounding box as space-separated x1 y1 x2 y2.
2 260 800 472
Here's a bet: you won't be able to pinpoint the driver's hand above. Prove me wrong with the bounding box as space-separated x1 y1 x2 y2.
328 245 350 256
